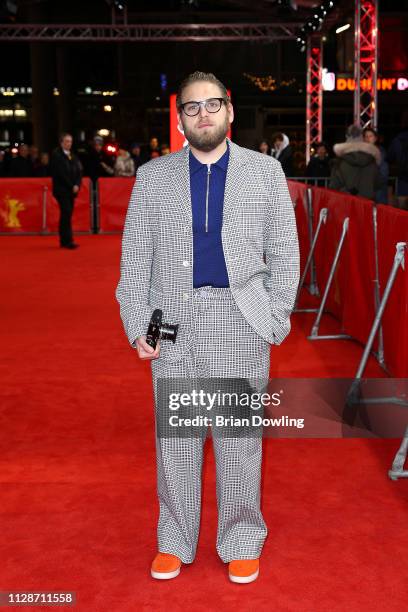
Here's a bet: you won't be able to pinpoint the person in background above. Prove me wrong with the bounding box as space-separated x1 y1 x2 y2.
34 152 50 177
149 136 160 156
130 142 142 172
114 145 135 177
271 132 294 176
50 132 82 250
82 136 114 182
160 143 171 156
362 128 389 204
306 142 331 185
258 140 271 155
330 124 381 200
8 143 34 177
386 125 408 210
29 145 41 175
0 149 5 177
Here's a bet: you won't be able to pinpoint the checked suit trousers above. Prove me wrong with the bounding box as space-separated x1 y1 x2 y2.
150 286 271 563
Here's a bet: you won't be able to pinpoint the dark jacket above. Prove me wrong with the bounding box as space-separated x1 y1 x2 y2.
306 155 331 179
50 147 82 197
273 145 294 177
387 130 408 180
8 155 34 178
82 147 114 182
329 140 381 200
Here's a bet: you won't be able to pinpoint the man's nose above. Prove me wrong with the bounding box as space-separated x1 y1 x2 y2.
198 103 209 117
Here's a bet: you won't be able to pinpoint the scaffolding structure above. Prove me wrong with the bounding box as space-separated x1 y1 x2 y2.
353 0 379 129
305 37 323 165
0 23 299 42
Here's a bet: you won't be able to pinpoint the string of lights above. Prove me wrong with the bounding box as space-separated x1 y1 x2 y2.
296 0 335 51
244 73 297 92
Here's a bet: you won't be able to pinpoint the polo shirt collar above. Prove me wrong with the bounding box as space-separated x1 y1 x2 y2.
189 140 229 175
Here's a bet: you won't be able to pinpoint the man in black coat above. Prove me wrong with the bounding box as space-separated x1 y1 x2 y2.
50 133 82 249
306 142 332 186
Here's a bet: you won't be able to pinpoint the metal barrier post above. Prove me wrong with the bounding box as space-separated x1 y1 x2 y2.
41 185 48 234
353 242 406 380
294 207 327 312
372 205 385 365
344 242 407 480
308 217 351 340
389 426 408 480
94 180 100 233
306 187 319 296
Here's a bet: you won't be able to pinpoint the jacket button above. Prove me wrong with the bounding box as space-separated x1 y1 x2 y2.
183 292 190 300
182 260 190 267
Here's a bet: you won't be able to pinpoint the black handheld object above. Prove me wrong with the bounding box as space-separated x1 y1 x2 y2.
145 309 179 350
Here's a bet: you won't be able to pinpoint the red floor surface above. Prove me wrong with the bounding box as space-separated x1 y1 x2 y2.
1 235 407 612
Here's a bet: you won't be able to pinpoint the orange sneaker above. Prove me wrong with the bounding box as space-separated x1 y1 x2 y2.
151 552 182 580
228 558 259 584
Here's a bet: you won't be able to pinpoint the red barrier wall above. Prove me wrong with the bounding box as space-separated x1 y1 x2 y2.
311 187 378 347
288 180 309 279
98 177 134 232
46 178 92 233
0 178 92 233
376 205 408 377
0 178 46 233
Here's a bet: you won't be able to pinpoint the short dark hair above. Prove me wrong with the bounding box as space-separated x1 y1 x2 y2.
315 141 327 149
271 132 284 143
59 132 72 143
346 124 363 140
176 71 230 109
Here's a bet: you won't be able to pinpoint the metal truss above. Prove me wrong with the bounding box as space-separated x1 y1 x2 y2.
0 22 300 42
305 36 322 165
353 0 378 129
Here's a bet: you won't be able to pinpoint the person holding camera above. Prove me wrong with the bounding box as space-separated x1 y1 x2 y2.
116 71 299 584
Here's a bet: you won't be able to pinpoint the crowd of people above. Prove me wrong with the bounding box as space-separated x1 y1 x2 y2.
258 126 408 209
1 125 408 210
0 135 171 182
0 144 50 178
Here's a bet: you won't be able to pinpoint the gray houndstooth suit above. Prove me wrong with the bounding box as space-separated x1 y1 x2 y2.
116 137 300 563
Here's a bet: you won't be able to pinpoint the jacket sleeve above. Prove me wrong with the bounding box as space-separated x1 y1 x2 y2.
50 151 72 191
75 157 83 188
329 159 345 191
264 161 300 344
115 166 154 348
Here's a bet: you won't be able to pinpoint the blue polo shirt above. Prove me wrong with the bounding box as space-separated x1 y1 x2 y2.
189 143 230 288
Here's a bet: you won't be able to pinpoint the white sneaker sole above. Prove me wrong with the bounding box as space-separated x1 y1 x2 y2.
151 566 181 580
229 569 259 584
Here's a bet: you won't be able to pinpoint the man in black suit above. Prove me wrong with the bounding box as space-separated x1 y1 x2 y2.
50 132 82 249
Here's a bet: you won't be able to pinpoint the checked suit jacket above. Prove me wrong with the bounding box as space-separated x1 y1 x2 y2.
116 137 300 363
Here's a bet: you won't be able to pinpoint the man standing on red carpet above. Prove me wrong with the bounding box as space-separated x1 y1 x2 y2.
50 133 82 250
116 71 299 583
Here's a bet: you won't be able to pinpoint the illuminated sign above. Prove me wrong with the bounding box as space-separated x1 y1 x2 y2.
322 72 408 92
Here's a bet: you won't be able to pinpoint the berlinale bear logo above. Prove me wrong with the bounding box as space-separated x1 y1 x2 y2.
0 195 26 228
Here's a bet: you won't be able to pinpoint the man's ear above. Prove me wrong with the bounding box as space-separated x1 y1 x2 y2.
177 113 184 134
228 102 234 124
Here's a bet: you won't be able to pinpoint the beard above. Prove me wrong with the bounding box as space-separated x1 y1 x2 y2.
181 114 230 152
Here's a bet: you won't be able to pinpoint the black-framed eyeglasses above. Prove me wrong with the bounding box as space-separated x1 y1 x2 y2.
179 97 226 117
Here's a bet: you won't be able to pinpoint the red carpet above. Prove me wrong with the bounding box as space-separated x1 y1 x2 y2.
1 235 407 611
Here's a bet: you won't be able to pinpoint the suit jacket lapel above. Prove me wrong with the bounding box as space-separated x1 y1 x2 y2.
223 138 249 219
170 145 192 224
169 137 248 225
